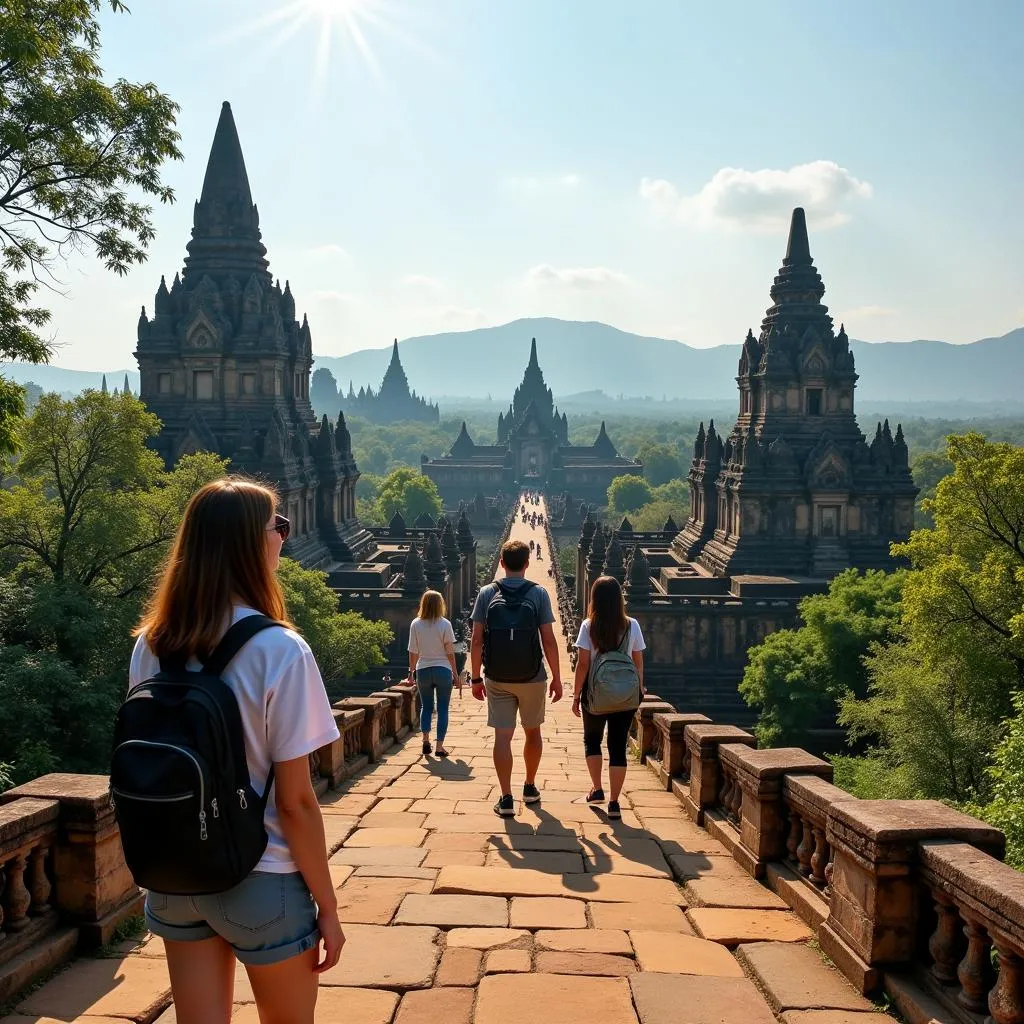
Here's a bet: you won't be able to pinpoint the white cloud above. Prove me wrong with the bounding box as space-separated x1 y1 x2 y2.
640 160 872 232
307 243 352 260
524 264 631 291
400 274 444 293
431 305 487 327
310 289 361 306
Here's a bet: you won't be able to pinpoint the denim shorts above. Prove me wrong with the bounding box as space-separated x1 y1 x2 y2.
145 871 319 965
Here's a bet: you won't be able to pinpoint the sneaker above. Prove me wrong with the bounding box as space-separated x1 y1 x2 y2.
493 794 515 817
607 800 621 820
586 789 605 803
523 783 541 804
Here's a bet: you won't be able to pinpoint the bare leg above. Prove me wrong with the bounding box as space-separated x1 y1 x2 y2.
523 727 543 785
163 935 235 1024
586 754 603 793
493 727 515 795
609 765 627 802
245 946 319 1024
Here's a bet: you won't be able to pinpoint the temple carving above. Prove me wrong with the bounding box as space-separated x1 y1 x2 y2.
422 338 641 504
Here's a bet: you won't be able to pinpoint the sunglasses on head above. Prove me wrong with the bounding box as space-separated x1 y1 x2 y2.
269 514 290 541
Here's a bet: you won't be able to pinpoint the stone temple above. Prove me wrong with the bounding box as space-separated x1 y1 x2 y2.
422 338 642 505
573 208 917 722
134 102 477 678
339 340 439 424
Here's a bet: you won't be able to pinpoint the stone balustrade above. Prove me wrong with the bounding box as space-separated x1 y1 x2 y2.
629 699 1024 1019
368 690 404 741
627 699 676 764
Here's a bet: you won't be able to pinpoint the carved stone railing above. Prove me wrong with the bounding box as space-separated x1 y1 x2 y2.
368 690 403 741
633 698 1024 1019
335 696 393 762
628 699 675 764
387 682 418 733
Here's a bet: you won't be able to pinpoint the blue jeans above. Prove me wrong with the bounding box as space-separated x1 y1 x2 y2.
417 666 453 742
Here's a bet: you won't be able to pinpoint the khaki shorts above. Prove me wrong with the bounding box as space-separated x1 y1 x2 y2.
485 680 547 730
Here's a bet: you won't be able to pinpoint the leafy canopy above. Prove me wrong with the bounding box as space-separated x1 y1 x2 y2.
371 467 442 525
0 0 180 448
607 474 653 516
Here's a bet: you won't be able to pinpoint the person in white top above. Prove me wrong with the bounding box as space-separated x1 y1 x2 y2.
572 575 646 819
128 477 343 1023
407 590 458 757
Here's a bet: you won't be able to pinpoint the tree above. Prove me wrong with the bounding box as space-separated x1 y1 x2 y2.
911 449 952 527
739 569 905 747
276 558 393 701
970 691 1024 869
637 442 683 486
0 390 226 598
0 1 181 450
371 467 442 525
607 474 653 516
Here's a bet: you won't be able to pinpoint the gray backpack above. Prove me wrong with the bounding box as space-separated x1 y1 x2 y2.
586 624 641 715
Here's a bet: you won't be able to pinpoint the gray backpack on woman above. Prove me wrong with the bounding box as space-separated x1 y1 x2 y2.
586 625 641 714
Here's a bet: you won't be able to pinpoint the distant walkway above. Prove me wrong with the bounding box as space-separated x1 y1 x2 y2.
10 497 893 1023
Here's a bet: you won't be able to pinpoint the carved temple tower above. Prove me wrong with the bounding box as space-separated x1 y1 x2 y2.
135 101 375 568
675 208 917 578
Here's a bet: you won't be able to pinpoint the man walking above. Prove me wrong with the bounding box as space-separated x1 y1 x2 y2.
470 538 563 816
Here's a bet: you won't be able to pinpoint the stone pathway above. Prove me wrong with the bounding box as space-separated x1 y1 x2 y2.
2 500 898 1024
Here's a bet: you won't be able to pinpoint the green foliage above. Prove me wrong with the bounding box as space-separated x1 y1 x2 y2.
0 391 227 596
607 474 653 516
636 442 683 486
368 467 442 525
0 761 12 791
968 692 1024 869
0 0 181 446
557 544 576 578
276 558 392 700
740 569 904 747
911 449 952 527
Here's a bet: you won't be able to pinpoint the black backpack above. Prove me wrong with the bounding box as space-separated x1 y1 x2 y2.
110 614 281 896
483 580 543 682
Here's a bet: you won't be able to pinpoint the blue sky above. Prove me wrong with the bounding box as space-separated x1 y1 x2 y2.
45 0 1024 369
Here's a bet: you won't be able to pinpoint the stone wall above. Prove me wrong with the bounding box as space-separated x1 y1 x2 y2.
636 697 1024 1023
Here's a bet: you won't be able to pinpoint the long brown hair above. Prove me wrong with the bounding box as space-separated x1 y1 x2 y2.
587 575 629 653
135 477 292 660
417 590 446 621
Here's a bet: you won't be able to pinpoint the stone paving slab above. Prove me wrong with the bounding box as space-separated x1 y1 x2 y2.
485 848 586 873
395 893 508 928
336 876 434 924
445 928 531 949
360 811 428 829
687 908 814 946
475 974 638 1024
685 874 790 909
16 956 171 1022
534 929 633 954
319 924 440 990
434 948 482 986
344 827 428 848
509 896 587 929
484 949 532 974
235 987 399 1024
395 986 474 1024
780 1012 897 1023
588 902 694 933
630 972 777 1024
331 845 429 867
736 941 875 1012
536 951 636 976
628 931 744 976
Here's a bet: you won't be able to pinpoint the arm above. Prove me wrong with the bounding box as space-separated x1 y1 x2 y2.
407 623 418 682
274 756 344 971
539 622 562 702
470 621 485 701
572 648 590 717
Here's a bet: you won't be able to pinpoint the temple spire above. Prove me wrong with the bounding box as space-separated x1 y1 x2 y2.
784 207 812 265
528 337 539 369
199 101 254 210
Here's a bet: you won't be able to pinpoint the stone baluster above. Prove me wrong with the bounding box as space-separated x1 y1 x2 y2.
809 825 829 888
796 817 814 877
727 771 743 822
957 916 994 1013
989 939 1024 1024
927 889 963 985
786 806 803 864
28 845 51 914
2 853 31 931
682 724 755 826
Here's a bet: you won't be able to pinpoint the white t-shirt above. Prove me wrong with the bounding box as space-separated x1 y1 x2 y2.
408 616 456 671
128 606 340 874
575 617 647 656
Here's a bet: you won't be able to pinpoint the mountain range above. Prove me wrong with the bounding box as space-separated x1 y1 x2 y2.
5 317 1023 407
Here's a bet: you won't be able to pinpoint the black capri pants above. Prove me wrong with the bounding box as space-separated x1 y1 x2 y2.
582 706 635 767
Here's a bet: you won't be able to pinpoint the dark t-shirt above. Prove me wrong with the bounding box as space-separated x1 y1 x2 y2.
472 577 555 683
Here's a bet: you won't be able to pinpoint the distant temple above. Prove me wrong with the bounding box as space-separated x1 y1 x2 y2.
340 340 439 424
422 338 641 504
574 208 918 722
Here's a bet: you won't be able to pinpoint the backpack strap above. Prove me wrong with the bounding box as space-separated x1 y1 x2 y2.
618 623 632 655
202 614 282 676
494 579 536 604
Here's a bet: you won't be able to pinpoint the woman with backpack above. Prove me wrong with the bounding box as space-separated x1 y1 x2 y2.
571 574 646 819
120 478 344 1024
407 589 459 756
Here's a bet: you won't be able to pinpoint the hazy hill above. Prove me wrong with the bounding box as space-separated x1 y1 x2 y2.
316 318 1024 404
3 317 1022 406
